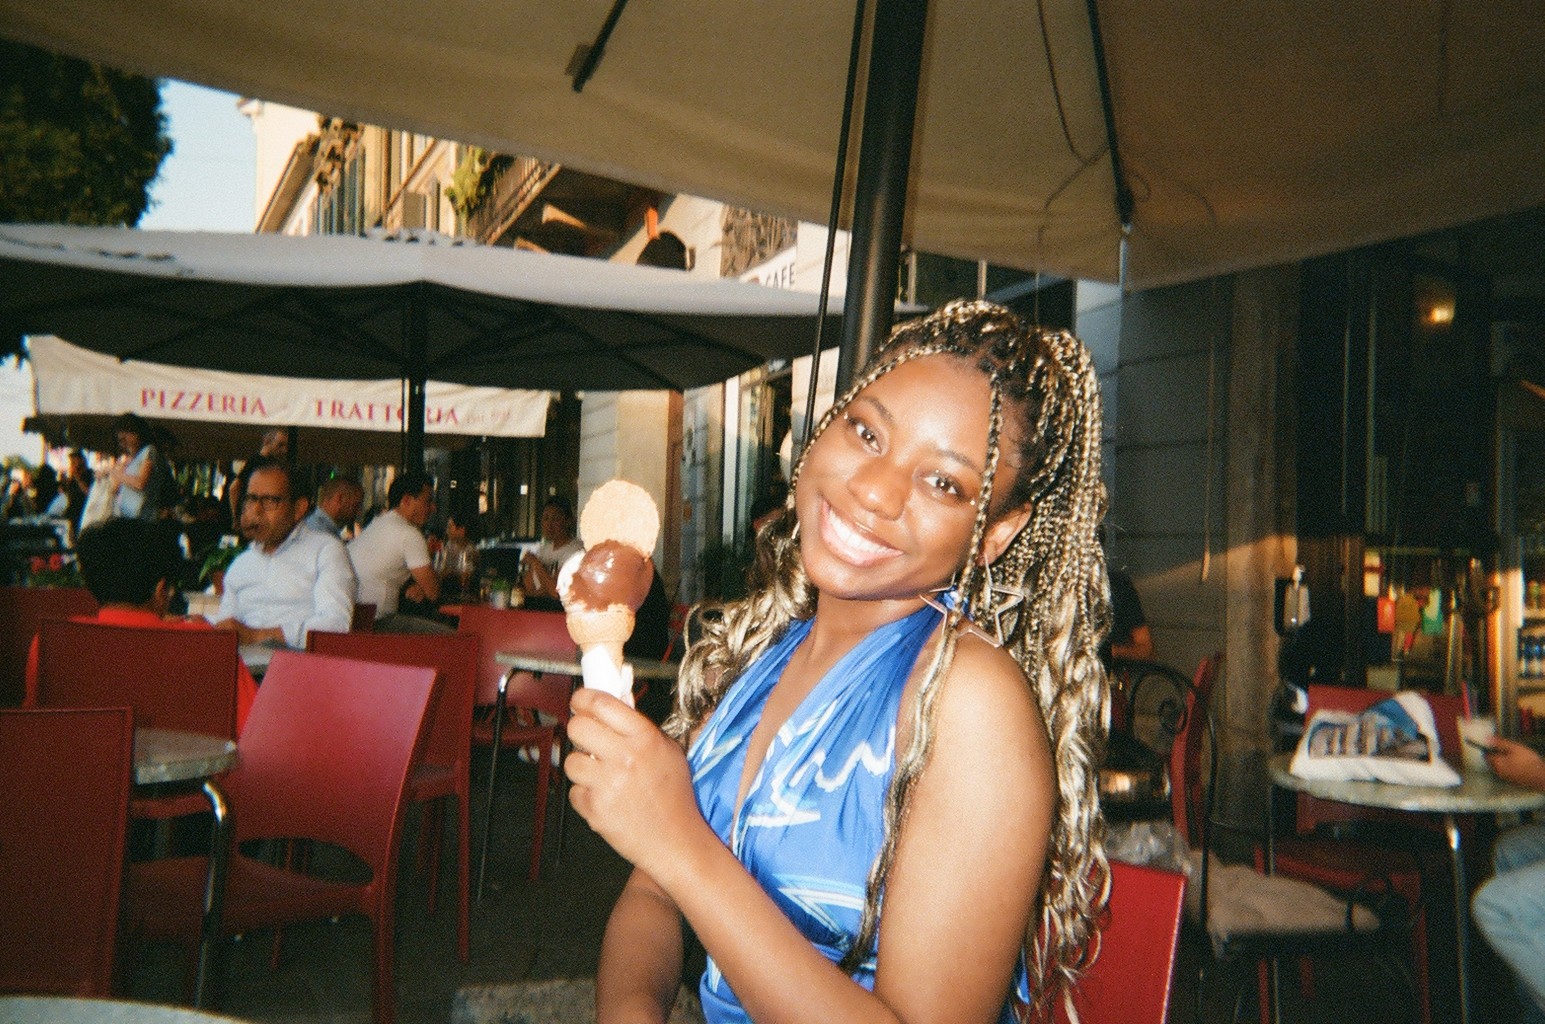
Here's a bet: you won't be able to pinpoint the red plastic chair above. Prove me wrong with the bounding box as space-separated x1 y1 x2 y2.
35 619 240 737
1052 861 1187 1024
308 629 479 961
0 585 97 706
1168 653 1220 846
456 605 576 893
0 705 134 996
34 619 241 821
1257 685 1462 1024
126 650 436 1024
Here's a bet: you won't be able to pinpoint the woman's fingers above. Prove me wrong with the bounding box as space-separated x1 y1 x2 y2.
572 684 650 734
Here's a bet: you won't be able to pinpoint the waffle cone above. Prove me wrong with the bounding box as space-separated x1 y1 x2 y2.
566 607 633 665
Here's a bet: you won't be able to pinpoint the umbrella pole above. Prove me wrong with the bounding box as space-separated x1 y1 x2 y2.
405 288 428 470
833 0 927 393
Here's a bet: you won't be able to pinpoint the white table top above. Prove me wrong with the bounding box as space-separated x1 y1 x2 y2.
1267 753 1545 815
134 728 237 786
495 649 682 682
238 642 284 674
0 995 252 1024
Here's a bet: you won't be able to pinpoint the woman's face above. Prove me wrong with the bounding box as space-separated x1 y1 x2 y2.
117 429 141 454
795 354 1027 603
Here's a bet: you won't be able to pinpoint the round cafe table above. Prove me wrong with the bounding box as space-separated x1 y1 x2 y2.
135 728 238 1011
1266 753 1545 1024
0 995 250 1024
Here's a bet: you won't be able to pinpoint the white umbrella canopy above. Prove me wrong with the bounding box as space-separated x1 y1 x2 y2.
2 1 1544 288
0 225 847 391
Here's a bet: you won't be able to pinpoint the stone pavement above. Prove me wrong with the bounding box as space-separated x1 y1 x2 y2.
119 751 1513 1024
125 757 660 1024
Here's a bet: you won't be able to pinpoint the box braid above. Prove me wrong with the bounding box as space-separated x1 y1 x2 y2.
666 300 1111 1017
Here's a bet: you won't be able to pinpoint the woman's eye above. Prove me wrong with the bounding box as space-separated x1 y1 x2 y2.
845 413 879 450
922 473 964 499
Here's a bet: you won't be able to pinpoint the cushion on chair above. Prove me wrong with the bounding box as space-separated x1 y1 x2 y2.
1185 850 1379 955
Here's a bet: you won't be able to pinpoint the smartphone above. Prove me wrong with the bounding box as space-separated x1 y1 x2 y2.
1463 736 1500 755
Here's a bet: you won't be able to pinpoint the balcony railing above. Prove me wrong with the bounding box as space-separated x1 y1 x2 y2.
465 156 558 244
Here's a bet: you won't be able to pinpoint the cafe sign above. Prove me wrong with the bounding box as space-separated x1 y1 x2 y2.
29 335 550 438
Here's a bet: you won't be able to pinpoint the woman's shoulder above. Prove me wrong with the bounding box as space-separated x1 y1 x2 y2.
932 632 1046 747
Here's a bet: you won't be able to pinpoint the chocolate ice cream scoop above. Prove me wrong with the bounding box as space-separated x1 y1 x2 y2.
561 540 653 611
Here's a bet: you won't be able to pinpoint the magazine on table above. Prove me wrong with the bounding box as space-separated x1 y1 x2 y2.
1289 690 1461 787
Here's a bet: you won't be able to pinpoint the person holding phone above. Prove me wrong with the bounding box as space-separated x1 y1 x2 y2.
1472 738 1545 1024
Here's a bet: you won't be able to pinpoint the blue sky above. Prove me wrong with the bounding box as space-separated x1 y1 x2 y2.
140 80 257 232
2 79 255 462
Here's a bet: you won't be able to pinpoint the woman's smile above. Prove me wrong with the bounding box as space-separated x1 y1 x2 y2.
818 499 901 567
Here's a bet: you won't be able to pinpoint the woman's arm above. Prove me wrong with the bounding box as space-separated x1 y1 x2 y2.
110 448 153 491
597 869 686 1024
568 640 1053 1024
870 639 1053 1023
522 551 559 598
1109 623 1155 661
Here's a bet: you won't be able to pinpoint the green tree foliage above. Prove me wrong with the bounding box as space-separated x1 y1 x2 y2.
0 40 172 225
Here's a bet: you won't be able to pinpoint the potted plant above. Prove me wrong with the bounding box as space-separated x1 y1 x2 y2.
25 552 83 588
198 539 245 594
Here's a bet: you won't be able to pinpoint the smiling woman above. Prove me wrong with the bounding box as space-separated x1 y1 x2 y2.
565 300 1112 1024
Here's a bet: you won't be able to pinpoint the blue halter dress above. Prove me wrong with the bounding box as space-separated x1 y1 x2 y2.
687 600 1026 1022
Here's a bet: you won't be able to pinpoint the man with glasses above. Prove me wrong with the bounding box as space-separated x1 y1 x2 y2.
214 459 355 649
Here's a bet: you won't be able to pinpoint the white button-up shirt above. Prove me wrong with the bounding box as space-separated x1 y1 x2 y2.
218 523 356 648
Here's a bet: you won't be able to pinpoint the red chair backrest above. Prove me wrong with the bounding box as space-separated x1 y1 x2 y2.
1168 652 1221 847
1296 684 1464 834
0 585 98 706
35 619 240 738
0 705 134 995
308 630 479 772
228 651 435 865
456 606 576 716
1052 861 1187 1024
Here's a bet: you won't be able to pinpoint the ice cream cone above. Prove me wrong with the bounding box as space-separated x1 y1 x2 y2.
566 606 633 666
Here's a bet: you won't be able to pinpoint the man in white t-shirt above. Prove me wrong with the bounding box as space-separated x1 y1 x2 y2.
347 471 449 633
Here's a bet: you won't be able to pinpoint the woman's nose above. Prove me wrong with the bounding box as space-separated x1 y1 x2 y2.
847 457 907 520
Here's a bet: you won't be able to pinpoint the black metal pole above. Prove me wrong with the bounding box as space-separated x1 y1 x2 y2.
405 287 428 471
834 0 928 393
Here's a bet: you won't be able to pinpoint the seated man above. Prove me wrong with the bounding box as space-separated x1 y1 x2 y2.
305 476 364 538
1105 568 1156 661
25 517 258 732
214 459 355 649
347 470 449 633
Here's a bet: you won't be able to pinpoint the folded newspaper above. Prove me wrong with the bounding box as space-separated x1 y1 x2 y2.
1289 690 1461 787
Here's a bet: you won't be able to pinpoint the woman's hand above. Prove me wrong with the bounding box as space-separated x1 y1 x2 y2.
565 687 709 876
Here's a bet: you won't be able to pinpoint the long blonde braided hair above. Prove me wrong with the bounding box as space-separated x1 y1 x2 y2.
667 300 1111 1016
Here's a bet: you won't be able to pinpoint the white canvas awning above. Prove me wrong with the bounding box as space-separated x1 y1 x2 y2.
0 226 848 391
24 335 551 462
2 1 1543 288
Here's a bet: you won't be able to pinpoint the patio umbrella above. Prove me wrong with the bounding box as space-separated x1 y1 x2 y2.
0 224 849 464
1 0 1542 291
